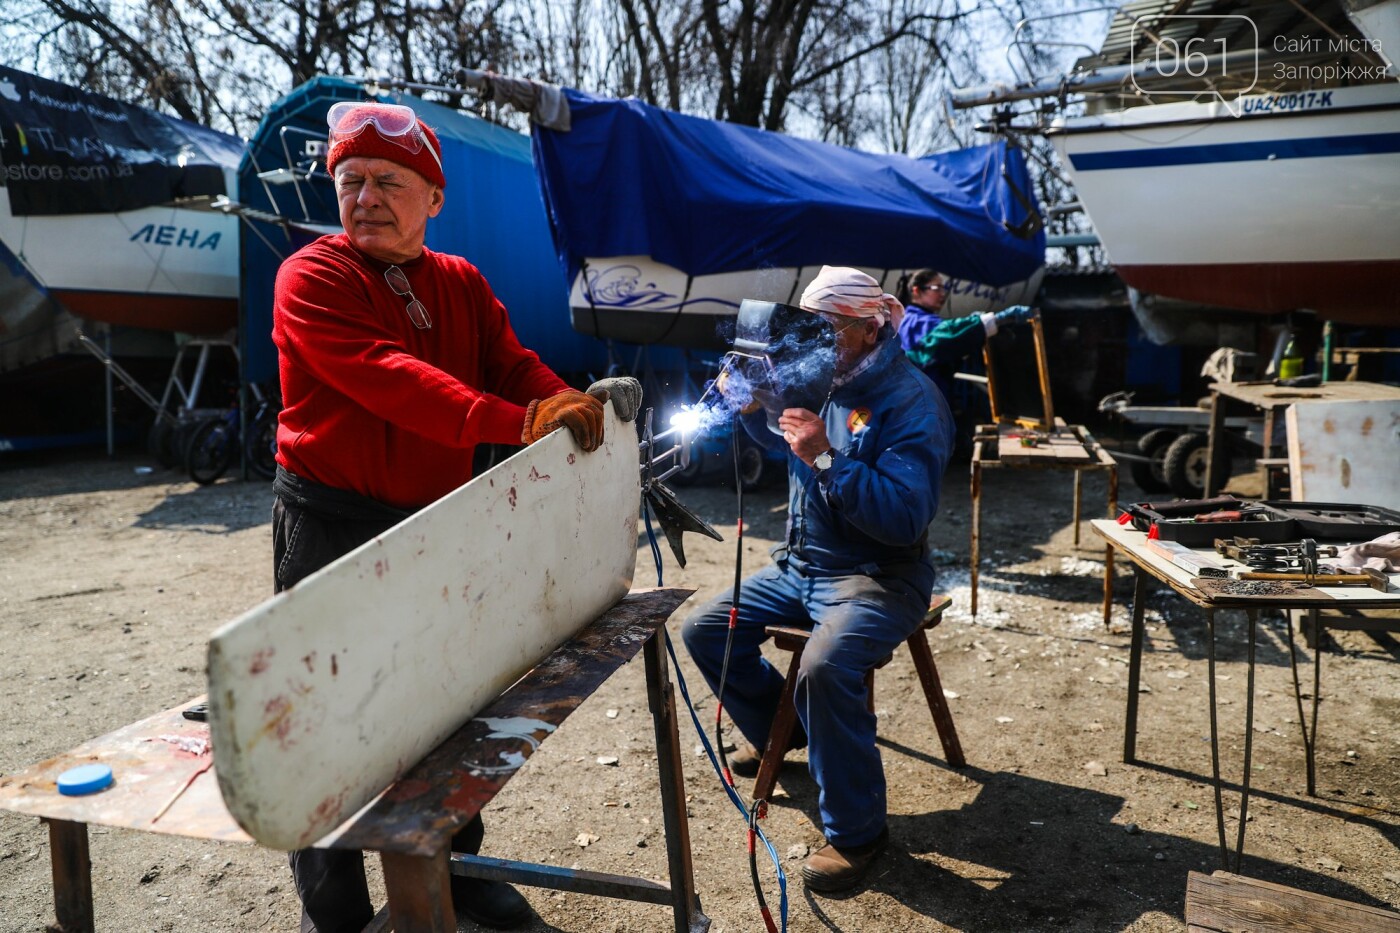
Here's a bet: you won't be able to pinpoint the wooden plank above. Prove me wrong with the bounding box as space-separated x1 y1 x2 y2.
1215 380 1400 410
1285 399 1400 504
208 408 641 850
1186 870 1400 933
48 819 94 933
0 700 248 841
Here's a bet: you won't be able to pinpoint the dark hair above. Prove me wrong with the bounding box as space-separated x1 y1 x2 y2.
896 268 942 305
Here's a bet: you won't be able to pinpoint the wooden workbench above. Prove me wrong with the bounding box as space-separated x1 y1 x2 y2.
0 588 707 933
1202 380 1400 498
1091 519 1400 873
970 422 1119 623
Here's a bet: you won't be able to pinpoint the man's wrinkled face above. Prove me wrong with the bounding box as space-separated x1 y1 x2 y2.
819 312 880 373
334 156 444 264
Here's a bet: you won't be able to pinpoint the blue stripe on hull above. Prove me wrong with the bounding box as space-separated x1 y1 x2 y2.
1069 132 1400 170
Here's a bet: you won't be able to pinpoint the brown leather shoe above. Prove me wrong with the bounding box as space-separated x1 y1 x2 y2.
727 734 807 779
801 827 890 893
727 742 764 778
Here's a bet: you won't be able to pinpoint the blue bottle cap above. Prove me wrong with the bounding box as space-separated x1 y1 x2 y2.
57 764 114 796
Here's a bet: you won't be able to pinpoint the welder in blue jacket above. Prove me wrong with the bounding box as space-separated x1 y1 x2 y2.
681 265 955 894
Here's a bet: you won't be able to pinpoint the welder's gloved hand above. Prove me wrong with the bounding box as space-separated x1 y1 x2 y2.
586 376 642 422
994 305 1035 327
714 370 760 415
522 390 606 452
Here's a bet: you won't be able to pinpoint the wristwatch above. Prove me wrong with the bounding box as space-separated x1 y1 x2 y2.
813 448 836 472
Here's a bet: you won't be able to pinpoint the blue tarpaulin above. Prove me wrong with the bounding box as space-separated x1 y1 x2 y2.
531 89 1044 286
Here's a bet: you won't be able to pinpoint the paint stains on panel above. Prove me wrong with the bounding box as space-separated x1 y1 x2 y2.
258 696 295 750
1361 416 1374 436
507 487 517 509
375 558 389 579
302 652 316 674
1323 418 1336 434
528 466 550 482
382 779 432 802
1341 458 1352 487
567 453 576 464
331 655 339 677
250 649 274 675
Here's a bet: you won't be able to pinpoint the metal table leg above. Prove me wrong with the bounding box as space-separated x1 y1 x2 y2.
381 847 455 932
1205 609 1259 873
646 632 708 933
1123 570 1148 764
1234 610 1259 872
1206 609 1228 869
1286 608 1323 797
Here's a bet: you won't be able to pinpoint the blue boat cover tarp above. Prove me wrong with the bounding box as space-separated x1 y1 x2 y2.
239 77 606 385
531 89 1044 286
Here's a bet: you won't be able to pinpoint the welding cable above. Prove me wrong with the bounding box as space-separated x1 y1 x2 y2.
640 442 787 931
641 497 665 587
662 629 789 932
714 417 781 933
748 799 777 931
712 418 747 788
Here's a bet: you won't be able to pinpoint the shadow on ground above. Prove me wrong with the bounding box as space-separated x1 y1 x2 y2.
768 755 1394 932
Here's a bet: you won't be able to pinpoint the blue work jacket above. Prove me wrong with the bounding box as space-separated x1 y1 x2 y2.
743 337 954 595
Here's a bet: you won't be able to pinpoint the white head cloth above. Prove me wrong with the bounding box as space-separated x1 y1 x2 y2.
798 265 904 331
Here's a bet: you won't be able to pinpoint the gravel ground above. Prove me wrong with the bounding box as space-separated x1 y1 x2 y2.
1 448 1397 932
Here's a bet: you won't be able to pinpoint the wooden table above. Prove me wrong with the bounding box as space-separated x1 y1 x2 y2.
970 422 1119 623
0 588 708 933
1091 519 1400 872
1202 380 1400 497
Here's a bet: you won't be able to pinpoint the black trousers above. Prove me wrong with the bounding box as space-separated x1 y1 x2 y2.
274 496 485 933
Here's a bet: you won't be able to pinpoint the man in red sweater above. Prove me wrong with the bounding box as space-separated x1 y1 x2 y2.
271 101 638 932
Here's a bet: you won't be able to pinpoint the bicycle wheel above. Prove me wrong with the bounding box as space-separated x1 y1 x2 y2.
186 417 236 485
244 410 279 480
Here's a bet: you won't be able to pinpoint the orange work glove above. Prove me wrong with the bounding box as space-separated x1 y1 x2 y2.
522 389 606 451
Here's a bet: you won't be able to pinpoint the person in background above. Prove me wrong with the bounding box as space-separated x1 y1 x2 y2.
683 266 954 894
895 267 1033 404
272 100 639 933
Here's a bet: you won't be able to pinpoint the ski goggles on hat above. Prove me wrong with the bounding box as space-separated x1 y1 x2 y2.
326 101 443 172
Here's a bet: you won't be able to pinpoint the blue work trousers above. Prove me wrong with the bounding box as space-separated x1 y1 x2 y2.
681 562 927 848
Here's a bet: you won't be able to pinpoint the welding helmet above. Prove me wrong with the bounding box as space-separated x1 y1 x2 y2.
729 299 837 435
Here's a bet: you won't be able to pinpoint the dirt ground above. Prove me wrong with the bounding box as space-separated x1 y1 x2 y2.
1 446 1397 933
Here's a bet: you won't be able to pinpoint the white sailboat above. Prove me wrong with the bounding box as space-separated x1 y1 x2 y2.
951 0 1400 325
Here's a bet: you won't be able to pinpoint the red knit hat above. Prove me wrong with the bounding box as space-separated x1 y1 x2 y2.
325 102 446 189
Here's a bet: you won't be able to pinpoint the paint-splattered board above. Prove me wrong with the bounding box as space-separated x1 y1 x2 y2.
208 408 639 850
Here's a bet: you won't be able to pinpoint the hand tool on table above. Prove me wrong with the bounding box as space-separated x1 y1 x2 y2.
1235 567 1390 591
1215 537 1339 573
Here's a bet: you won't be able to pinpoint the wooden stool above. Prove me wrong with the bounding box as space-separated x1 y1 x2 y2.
752 594 965 802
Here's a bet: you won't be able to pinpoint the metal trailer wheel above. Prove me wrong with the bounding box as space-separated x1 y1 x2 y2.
244 410 279 480
1129 428 1178 493
1162 431 1230 499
